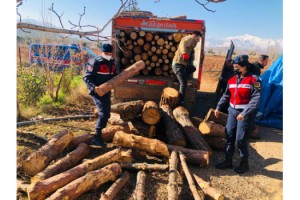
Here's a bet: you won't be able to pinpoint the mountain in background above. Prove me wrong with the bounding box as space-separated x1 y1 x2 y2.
205 34 283 56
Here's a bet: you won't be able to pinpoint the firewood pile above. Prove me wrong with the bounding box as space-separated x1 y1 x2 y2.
18 88 227 200
116 29 188 77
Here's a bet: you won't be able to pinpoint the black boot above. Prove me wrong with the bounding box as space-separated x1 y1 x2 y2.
91 130 105 147
215 157 233 170
234 158 249 174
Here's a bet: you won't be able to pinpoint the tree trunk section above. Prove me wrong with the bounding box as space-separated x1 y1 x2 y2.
173 107 212 155
134 171 146 200
145 32 153 42
46 163 122 200
199 121 225 137
142 101 161 125
159 87 179 109
102 125 131 142
120 162 168 171
113 131 208 165
193 174 224 200
113 131 170 157
191 117 204 128
31 143 90 183
131 119 156 138
95 60 145 97
67 134 93 150
27 149 129 200
167 151 179 200
100 171 130 200
167 145 209 166
160 105 186 147
204 108 228 126
178 152 203 200
111 100 145 121
22 130 74 176
204 136 225 152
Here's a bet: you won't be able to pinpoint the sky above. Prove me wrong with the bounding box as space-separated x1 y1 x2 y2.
17 0 283 40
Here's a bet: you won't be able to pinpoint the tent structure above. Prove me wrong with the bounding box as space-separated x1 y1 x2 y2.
256 55 283 130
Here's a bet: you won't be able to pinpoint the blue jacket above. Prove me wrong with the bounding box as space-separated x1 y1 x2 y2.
83 56 116 96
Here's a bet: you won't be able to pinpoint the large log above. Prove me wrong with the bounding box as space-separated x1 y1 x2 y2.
167 151 179 200
110 100 145 121
131 119 156 138
100 171 130 200
113 131 169 157
134 171 146 200
178 151 202 200
204 136 225 152
142 101 161 125
108 113 127 126
167 145 209 166
27 148 130 200
22 130 74 176
113 131 209 165
102 125 131 142
193 174 224 200
160 104 186 147
95 60 145 97
199 121 226 137
46 163 122 200
204 108 228 126
173 107 212 155
67 133 93 150
120 162 168 171
159 87 179 109
31 143 90 183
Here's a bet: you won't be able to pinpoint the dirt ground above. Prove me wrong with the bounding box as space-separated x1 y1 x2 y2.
16 55 282 200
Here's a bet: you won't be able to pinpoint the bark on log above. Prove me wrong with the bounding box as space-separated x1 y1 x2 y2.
193 174 224 200
67 133 93 150
110 100 145 121
167 151 179 200
27 149 129 200
134 171 146 200
108 113 127 126
95 61 145 97
46 163 122 200
113 131 209 165
199 121 225 137
113 131 169 157
120 162 168 171
173 106 212 155
131 119 156 138
204 136 225 152
160 105 186 147
178 152 203 200
102 125 131 142
167 145 209 166
31 143 90 183
142 101 161 125
159 87 179 110
22 130 74 176
100 171 130 200
204 108 228 126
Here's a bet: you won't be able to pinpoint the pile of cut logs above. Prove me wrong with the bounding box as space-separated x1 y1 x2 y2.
117 30 187 76
18 87 228 200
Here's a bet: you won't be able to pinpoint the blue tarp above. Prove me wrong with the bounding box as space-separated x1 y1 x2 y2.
256 55 283 129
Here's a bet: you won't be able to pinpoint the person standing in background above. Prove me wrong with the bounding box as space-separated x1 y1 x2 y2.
249 54 269 76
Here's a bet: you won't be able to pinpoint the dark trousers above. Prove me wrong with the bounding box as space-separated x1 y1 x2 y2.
172 63 187 103
225 106 253 160
91 92 111 136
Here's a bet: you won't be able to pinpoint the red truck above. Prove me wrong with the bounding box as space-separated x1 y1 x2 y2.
111 11 206 112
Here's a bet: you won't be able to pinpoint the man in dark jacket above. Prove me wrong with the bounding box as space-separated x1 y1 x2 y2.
83 43 116 146
250 54 269 76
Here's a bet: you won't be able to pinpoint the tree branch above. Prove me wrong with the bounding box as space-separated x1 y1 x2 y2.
48 3 65 29
194 0 216 12
17 8 30 33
